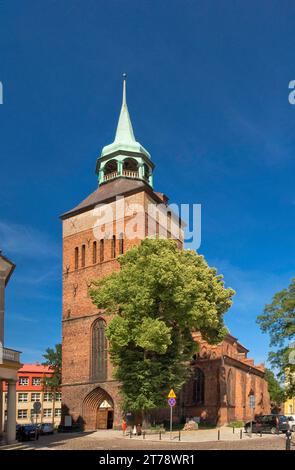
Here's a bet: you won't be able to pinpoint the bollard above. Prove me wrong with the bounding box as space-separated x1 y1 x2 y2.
232 426 235 434
286 430 292 451
218 429 220 441
240 429 242 440
260 430 262 438
159 431 161 441
178 430 181 441
143 431 145 440
130 430 132 438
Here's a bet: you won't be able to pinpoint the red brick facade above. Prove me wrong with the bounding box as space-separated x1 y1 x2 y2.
61 180 270 430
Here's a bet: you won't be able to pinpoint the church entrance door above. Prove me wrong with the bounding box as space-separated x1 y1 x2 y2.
83 387 114 430
96 408 114 429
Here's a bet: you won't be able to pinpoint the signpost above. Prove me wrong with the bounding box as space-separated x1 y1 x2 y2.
33 401 41 440
168 389 176 440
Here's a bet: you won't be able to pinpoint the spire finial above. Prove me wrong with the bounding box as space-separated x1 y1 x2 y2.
122 73 127 105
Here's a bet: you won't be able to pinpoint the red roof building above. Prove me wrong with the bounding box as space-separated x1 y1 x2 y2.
2 363 61 426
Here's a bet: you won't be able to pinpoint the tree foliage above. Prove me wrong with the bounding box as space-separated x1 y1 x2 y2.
264 368 285 405
257 278 295 398
90 239 234 413
42 343 62 390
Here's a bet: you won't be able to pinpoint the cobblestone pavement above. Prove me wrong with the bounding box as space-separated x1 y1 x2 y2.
23 429 295 451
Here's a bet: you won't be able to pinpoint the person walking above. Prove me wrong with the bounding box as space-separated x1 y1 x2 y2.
122 418 127 436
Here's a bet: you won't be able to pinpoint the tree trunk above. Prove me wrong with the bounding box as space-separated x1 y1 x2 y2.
141 410 151 429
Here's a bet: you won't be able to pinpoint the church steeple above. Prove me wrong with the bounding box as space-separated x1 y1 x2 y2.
114 74 136 143
96 75 154 187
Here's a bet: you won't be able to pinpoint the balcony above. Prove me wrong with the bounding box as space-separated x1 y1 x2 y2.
104 171 118 182
122 170 139 179
2 347 21 364
103 170 140 182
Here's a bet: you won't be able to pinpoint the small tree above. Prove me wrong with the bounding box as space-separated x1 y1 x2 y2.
42 343 62 425
264 368 285 411
90 239 234 423
257 279 295 398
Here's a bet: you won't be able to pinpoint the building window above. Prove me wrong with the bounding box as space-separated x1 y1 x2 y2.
92 318 107 381
18 393 28 403
193 368 205 405
100 239 104 263
55 392 62 401
167 211 172 238
75 247 79 270
119 234 124 255
227 369 235 406
81 244 86 267
55 408 62 417
19 377 29 386
18 410 28 419
156 213 160 238
44 392 53 402
32 377 41 386
43 408 52 418
104 159 118 180
112 235 116 258
31 393 41 402
93 241 97 264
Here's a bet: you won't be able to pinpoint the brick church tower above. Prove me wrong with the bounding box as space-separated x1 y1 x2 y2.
60 77 182 430
61 78 270 430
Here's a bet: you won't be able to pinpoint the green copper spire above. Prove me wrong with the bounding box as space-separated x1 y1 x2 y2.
96 74 154 188
114 74 136 143
100 74 151 159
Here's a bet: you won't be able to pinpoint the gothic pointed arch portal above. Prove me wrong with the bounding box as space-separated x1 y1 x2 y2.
82 387 114 430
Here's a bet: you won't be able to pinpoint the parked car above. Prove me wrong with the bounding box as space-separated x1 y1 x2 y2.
245 414 289 434
16 424 39 441
287 415 295 431
38 423 54 435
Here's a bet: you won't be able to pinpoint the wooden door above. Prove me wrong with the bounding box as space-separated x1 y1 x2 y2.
96 409 108 429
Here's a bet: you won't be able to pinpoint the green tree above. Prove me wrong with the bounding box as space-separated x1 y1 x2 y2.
42 343 62 425
257 279 295 398
90 239 234 420
264 368 285 406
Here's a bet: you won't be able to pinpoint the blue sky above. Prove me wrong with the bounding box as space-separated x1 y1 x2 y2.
0 1 294 366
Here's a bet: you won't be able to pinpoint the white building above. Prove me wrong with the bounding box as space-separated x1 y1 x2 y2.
0 252 22 443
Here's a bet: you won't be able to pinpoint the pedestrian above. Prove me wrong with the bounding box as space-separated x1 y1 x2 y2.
122 418 127 436
136 423 142 436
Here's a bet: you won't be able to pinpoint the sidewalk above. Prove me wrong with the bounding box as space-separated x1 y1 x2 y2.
118 426 282 443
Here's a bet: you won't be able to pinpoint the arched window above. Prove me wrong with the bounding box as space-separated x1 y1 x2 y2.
74 247 79 270
143 163 150 181
167 211 172 238
93 241 97 264
112 235 116 258
156 212 160 238
227 369 235 406
119 233 124 255
81 244 86 268
104 160 118 181
193 368 205 405
123 158 138 178
100 239 104 263
92 319 107 381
